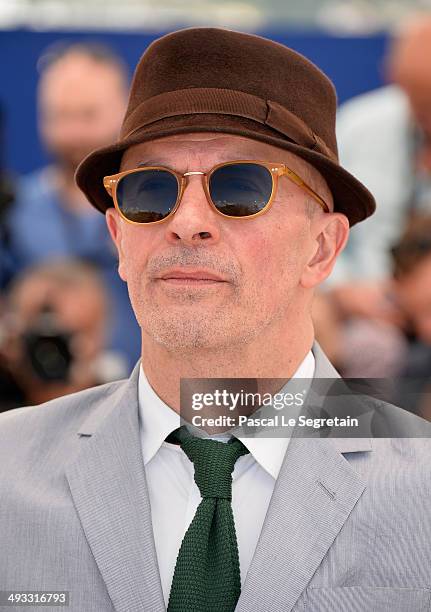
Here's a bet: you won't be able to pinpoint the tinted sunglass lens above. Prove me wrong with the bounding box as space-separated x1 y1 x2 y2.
209 163 273 217
116 170 179 223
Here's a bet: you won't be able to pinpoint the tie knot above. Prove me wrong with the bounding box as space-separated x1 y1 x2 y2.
167 427 249 499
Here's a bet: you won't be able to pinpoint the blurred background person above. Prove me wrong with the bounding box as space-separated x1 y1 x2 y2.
313 287 407 379
0 103 15 288
0 259 127 412
1 41 141 371
328 14 431 323
391 215 431 419
314 213 431 419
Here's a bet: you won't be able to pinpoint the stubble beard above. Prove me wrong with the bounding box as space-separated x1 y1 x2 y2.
127 247 300 355
132 278 279 354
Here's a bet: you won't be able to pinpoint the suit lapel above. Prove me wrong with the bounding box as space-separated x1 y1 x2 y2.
236 437 369 612
65 362 166 612
236 343 372 612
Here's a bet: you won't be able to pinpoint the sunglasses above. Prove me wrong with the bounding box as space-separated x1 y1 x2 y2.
103 160 329 225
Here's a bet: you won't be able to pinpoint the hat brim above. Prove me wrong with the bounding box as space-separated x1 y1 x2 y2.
75 114 375 227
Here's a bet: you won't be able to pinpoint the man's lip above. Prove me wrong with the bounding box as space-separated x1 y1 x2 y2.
157 268 227 282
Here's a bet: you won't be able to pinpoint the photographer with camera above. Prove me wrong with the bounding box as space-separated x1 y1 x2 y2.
0 259 127 411
2 42 141 371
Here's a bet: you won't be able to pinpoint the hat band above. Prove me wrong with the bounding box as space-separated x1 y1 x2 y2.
121 88 336 161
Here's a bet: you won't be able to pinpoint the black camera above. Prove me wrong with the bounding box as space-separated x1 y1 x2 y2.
23 305 73 382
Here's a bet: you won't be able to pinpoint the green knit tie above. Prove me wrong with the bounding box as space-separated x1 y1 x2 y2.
166 426 250 612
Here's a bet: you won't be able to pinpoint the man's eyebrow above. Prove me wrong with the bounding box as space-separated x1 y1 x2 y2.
137 160 165 168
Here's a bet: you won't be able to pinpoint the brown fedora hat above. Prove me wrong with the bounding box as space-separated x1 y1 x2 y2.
75 27 375 226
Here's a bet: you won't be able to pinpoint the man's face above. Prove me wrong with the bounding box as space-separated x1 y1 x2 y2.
106 133 336 352
396 255 431 344
38 53 127 170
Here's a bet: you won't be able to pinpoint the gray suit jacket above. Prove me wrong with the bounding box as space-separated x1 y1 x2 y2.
1 343 430 611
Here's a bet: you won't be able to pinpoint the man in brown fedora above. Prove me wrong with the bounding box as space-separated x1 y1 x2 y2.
0 28 430 612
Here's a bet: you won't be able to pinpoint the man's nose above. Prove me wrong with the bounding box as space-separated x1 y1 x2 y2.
164 174 221 246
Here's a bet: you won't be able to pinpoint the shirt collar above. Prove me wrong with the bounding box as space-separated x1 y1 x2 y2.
138 349 315 478
138 370 181 466
236 350 315 479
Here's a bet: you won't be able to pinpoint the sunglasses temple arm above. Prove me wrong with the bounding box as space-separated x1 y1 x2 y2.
301 184 329 212
280 168 329 212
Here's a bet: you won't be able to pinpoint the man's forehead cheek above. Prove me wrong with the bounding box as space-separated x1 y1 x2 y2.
117 219 148 249
241 223 289 258
121 136 285 168
120 148 143 169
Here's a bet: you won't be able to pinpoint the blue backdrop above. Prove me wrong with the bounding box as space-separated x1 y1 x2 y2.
0 28 389 176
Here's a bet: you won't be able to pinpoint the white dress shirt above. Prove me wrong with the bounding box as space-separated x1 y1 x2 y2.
138 350 315 606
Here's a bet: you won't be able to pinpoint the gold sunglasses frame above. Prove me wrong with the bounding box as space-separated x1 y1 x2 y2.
103 160 329 226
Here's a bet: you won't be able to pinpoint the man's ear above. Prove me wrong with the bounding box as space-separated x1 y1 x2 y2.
106 208 127 281
300 213 349 289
